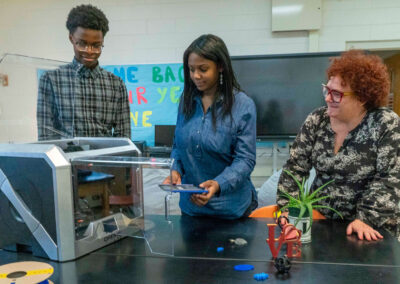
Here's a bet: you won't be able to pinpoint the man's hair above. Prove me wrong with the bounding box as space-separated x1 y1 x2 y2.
66 4 109 36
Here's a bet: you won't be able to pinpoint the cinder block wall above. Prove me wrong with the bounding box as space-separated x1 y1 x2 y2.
0 0 399 148
1 0 400 64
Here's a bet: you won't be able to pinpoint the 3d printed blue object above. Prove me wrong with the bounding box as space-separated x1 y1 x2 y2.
234 264 254 271
254 272 269 281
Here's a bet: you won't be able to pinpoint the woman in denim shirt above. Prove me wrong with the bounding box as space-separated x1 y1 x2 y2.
163 34 258 219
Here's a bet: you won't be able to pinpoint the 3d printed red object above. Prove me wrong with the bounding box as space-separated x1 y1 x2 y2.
266 224 301 258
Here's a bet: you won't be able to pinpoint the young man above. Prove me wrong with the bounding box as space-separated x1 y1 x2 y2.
37 4 131 140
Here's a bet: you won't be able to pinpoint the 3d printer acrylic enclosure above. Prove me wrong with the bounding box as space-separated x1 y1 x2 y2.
0 138 172 261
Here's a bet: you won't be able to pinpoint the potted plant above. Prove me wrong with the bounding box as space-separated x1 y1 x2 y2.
279 170 342 243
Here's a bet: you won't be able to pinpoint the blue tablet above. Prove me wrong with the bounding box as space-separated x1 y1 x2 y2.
159 184 208 193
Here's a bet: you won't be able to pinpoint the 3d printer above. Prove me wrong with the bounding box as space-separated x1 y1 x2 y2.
0 138 172 262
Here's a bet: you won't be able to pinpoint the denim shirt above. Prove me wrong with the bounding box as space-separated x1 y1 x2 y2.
171 91 257 219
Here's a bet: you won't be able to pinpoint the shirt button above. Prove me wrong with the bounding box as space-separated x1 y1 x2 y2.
196 145 199 148
197 130 200 134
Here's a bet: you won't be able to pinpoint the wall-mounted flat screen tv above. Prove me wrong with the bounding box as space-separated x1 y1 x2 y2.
231 52 340 139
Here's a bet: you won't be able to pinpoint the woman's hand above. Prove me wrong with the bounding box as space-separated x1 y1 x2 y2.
162 170 182 185
190 180 220 207
346 219 383 241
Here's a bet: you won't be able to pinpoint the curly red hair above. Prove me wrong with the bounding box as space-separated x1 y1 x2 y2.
327 49 390 110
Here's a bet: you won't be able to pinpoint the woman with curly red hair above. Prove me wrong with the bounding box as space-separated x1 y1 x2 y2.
277 50 400 241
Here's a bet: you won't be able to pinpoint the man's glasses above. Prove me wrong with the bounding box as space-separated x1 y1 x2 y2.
73 40 104 53
322 83 354 103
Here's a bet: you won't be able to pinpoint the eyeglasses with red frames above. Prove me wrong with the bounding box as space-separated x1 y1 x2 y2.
322 83 354 103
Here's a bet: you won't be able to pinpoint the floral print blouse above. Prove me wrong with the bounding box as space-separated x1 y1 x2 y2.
277 107 400 235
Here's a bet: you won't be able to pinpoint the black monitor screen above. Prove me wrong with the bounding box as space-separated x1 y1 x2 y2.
231 52 339 139
155 125 176 147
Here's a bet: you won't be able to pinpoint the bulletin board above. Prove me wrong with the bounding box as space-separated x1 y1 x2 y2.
38 63 183 145
103 64 183 146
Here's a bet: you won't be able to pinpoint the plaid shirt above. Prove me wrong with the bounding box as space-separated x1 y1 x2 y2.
37 58 131 140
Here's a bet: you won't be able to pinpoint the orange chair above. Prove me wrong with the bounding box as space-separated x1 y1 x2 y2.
249 204 326 219
249 205 279 218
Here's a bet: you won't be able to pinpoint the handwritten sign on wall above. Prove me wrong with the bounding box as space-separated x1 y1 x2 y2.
103 63 184 146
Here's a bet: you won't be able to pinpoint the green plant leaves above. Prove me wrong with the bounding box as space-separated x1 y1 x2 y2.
307 179 334 201
279 170 343 233
312 205 343 218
